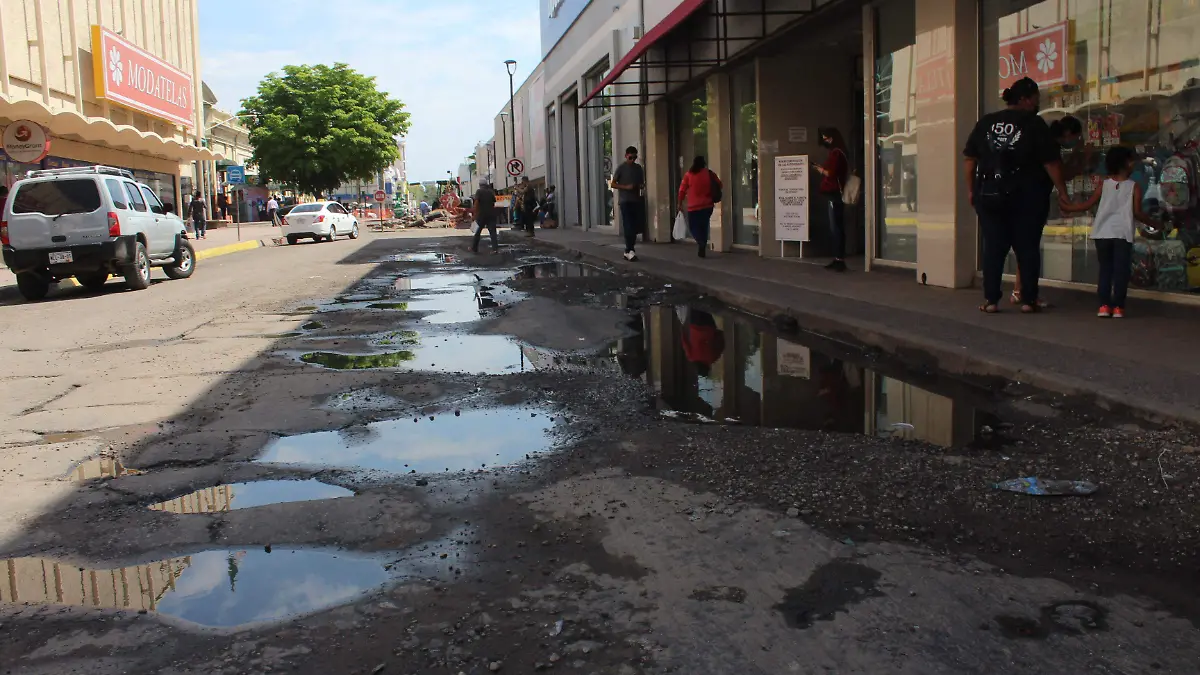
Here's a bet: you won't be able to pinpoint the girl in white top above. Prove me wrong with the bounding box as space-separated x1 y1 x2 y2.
1062 146 1155 318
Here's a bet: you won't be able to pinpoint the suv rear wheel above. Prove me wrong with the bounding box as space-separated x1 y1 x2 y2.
16 271 50 302
122 242 152 290
75 271 109 291
164 239 196 280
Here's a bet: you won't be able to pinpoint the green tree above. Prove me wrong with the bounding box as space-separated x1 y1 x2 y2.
240 64 411 196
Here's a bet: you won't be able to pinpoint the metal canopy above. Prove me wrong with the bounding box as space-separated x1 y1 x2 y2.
580 0 833 110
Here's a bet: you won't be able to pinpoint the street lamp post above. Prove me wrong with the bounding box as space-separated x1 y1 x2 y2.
504 59 517 188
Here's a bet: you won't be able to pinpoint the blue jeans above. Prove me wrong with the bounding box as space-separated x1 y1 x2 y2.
1094 238 1132 308
687 207 713 249
193 219 206 238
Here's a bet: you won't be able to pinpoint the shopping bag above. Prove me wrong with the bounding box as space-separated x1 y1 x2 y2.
471 221 481 235
673 211 688 240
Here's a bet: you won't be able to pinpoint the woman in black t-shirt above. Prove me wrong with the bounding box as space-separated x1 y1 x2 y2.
963 77 1070 314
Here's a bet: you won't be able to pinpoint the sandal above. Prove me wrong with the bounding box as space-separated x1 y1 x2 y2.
1020 303 1041 314
979 303 999 314
1011 290 1049 308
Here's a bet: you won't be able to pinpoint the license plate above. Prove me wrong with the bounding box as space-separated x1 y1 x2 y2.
48 251 73 264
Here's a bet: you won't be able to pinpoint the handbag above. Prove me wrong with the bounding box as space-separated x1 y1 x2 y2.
833 149 862 205
709 170 723 203
673 211 688 240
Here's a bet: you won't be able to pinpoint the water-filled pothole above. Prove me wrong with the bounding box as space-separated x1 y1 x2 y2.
0 548 389 628
147 480 353 513
297 334 528 374
256 407 557 474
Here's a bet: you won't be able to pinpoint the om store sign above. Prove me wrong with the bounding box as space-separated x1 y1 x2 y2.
90 26 194 129
998 21 1071 90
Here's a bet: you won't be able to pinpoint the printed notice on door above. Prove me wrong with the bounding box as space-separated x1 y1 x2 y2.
775 155 809 241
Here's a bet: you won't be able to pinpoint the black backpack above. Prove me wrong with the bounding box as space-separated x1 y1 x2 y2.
709 170 723 204
975 115 1032 213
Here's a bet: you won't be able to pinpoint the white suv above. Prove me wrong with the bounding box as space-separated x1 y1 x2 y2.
2 166 195 301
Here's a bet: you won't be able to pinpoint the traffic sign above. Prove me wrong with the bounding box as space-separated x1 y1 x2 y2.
374 190 387 202
506 158 524 176
226 165 246 184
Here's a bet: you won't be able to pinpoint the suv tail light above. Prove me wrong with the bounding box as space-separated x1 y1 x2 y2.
315 214 325 223
107 212 121 237
0 221 8 246
281 216 289 227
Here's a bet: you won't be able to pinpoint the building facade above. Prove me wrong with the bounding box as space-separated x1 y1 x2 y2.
0 0 217 211
523 0 1200 300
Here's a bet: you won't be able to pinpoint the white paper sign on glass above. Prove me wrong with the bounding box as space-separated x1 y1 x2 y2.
775 155 809 242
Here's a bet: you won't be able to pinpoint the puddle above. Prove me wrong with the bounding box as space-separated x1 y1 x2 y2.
623 305 1002 448
301 321 325 330
297 334 528 374
64 456 143 482
774 560 884 630
256 406 557 474
514 261 608 279
40 431 95 445
0 548 389 628
147 480 353 513
371 330 420 347
376 252 458 264
324 388 403 412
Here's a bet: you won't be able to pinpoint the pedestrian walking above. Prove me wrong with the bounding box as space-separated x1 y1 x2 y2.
1010 114 1085 308
610 146 646 261
217 192 230 221
540 185 557 227
814 127 850 272
189 191 208 239
1060 146 1155 318
677 156 722 258
471 181 500 253
520 177 538 238
963 76 1070 314
266 195 280 227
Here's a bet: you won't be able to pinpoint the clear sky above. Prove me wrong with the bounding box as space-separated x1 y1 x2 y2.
198 0 541 182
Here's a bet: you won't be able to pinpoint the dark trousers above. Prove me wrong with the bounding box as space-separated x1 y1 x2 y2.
687 207 714 251
825 194 846 259
472 215 498 251
619 201 644 252
1094 238 1133 308
523 209 537 232
977 195 1045 306
193 219 206 238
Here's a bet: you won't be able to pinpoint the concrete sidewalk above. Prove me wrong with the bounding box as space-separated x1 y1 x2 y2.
518 227 1200 426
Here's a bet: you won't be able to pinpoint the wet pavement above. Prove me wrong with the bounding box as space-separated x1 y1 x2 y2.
1 233 1198 674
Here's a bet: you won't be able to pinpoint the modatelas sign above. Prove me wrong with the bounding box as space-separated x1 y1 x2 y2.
91 26 195 129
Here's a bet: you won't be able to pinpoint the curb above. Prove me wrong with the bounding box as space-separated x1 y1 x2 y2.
517 235 1200 429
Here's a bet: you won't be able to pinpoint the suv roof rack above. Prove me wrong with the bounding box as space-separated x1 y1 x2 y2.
25 165 134 179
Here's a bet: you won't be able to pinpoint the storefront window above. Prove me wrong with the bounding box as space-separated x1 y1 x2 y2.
873 0 918 262
983 0 1200 294
672 89 708 235
731 63 759 247
585 62 614 229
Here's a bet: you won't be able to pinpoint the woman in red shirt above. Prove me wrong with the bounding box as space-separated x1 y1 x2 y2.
677 156 723 258
813 127 849 272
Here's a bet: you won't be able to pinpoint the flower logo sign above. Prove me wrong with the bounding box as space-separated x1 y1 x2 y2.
1035 38 1058 74
108 46 124 86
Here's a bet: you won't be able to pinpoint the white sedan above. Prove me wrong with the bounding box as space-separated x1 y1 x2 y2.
281 202 360 244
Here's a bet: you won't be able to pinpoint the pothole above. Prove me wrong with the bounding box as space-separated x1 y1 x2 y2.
255 406 558 474
147 480 354 513
375 252 458 264
296 334 529 374
0 548 389 628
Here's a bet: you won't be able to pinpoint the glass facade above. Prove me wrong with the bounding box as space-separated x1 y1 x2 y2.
586 62 615 230
731 63 759 247
2 153 176 210
983 0 1200 294
672 88 709 238
873 0 919 262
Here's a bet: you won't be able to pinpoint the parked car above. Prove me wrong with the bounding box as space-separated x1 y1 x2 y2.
281 201 360 244
1 165 194 302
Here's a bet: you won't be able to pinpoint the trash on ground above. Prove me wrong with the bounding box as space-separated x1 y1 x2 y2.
992 477 1098 496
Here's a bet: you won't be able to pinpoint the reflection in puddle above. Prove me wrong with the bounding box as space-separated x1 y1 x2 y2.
147 480 353 513
325 388 402 412
624 305 993 448
298 334 528 374
514 261 608 279
0 548 388 628
65 455 143 482
256 407 556 474
377 252 458 264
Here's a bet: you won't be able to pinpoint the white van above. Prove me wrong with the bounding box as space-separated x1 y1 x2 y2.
1 166 195 301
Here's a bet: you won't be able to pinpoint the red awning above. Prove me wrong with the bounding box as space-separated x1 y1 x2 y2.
579 0 708 106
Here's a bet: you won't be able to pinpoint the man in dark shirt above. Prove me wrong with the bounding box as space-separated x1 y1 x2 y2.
963 77 1069 313
519 177 538 238
610 146 646 261
471 182 499 253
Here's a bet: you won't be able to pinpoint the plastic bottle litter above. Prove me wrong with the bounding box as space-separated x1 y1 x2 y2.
992 477 1098 496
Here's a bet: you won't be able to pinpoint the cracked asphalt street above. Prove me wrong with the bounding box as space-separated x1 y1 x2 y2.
0 230 1197 675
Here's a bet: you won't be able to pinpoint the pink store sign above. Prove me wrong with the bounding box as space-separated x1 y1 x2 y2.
998 21 1070 90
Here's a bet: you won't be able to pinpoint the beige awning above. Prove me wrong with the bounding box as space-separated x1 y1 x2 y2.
0 95 221 162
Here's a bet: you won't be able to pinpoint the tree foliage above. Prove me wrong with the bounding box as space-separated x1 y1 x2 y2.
240 64 411 196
